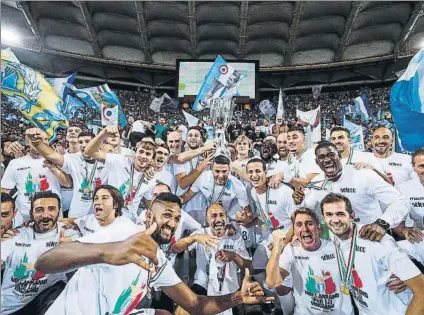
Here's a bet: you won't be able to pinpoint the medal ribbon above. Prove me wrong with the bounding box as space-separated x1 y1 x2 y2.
347 148 354 165
209 179 228 206
125 164 146 207
255 189 273 230
334 224 357 288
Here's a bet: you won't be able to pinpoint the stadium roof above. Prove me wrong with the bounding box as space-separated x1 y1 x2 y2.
2 1 424 93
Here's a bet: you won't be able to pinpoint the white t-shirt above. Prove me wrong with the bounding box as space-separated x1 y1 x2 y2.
279 239 354 315
104 153 171 220
45 218 181 315
303 165 409 227
334 226 420 315
75 214 132 236
191 171 249 219
250 185 296 241
376 152 414 186
1 155 62 220
397 240 424 265
1 223 77 315
174 156 209 223
290 149 323 179
119 147 135 156
397 177 424 229
62 152 108 218
131 120 146 133
341 149 384 173
189 227 250 295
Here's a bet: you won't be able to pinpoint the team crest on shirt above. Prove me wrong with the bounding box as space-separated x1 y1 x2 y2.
111 271 147 315
79 177 102 201
304 266 338 311
11 252 47 295
23 173 51 197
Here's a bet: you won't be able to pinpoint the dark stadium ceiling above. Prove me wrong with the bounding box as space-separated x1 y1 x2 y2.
1 1 424 93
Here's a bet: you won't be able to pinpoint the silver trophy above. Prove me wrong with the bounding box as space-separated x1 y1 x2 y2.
209 97 236 158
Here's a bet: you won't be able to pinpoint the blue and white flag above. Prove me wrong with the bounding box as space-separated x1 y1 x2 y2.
65 84 127 127
192 55 244 111
354 94 372 121
344 118 365 151
45 73 76 107
390 48 424 151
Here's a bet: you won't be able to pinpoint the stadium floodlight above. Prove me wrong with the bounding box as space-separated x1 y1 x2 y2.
1 29 20 44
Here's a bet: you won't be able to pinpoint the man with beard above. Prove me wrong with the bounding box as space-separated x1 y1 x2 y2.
321 193 424 315
84 126 169 222
1 192 22 239
330 127 389 182
272 116 288 136
266 208 354 315
172 203 252 315
2 129 71 221
181 155 253 227
251 127 265 152
174 127 214 224
1 191 79 315
294 141 409 241
396 148 424 266
372 127 415 186
137 183 201 257
36 193 272 315
25 129 108 219
287 126 322 185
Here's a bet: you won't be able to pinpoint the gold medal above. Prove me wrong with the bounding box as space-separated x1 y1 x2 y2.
341 285 350 295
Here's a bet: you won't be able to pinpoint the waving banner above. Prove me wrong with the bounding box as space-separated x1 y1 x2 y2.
296 106 321 143
192 55 244 111
1 48 69 142
390 48 424 151
343 118 365 151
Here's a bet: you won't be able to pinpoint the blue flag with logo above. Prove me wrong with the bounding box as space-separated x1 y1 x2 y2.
390 48 424 151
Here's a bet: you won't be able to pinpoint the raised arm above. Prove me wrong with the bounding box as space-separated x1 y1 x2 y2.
178 141 216 163
266 230 290 289
405 274 424 315
176 154 213 189
26 128 64 167
44 161 73 187
35 224 159 274
163 268 273 315
85 125 119 162
171 233 219 254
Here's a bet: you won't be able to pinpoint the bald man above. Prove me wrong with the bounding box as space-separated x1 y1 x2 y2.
372 127 415 186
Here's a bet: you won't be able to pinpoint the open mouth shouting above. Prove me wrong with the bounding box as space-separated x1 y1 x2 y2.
323 160 338 178
301 232 314 244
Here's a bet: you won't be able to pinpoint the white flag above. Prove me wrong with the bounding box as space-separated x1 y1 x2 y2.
296 106 321 143
149 93 171 113
258 100 276 118
276 88 284 119
182 110 199 127
101 103 118 127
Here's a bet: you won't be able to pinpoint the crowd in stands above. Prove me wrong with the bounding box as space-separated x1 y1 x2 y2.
2 80 424 315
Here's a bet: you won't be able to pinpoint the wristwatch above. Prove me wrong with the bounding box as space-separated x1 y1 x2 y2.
374 218 390 231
